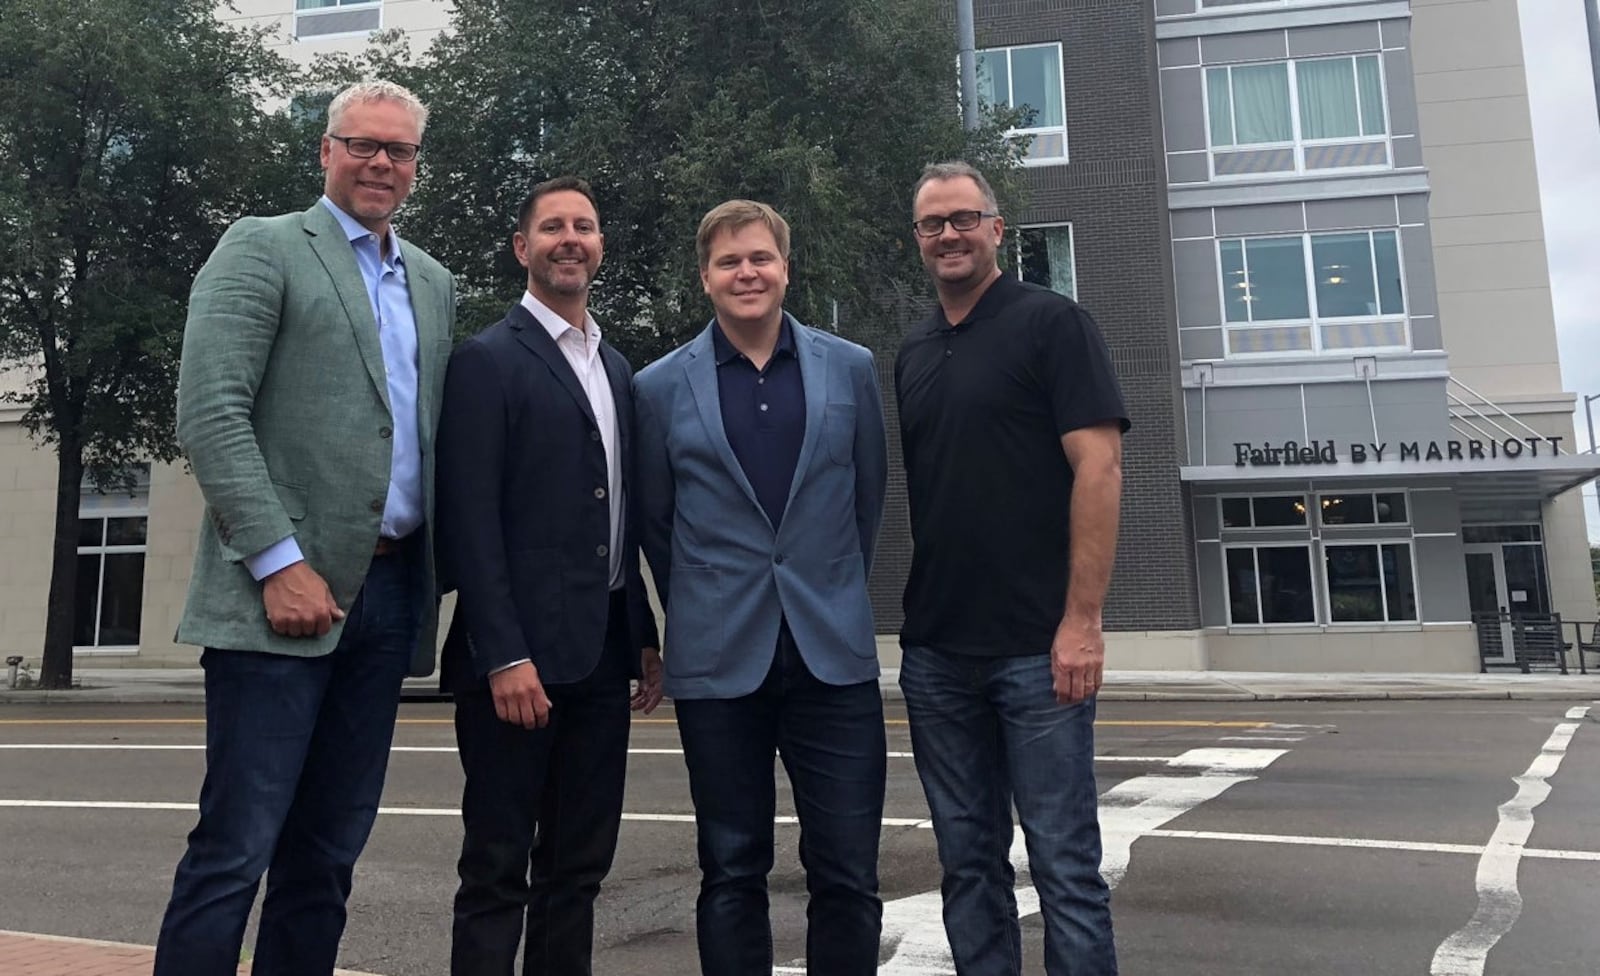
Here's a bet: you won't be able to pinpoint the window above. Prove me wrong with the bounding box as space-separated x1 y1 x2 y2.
1205 55 1389 178
1325 543 1417 622
1318 491 1407 526
1219 230 1407 356
1011 224 1077 299
1462 524 1541 544
75 499 148 650
976 44 1067 165
1220 495 1307 528
294 0 381 40
1225 545 1315 624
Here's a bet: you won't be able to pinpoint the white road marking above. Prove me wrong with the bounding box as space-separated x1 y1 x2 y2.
1429 706 1590 976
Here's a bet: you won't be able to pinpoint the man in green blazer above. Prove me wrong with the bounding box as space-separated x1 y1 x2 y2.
153 80 455 976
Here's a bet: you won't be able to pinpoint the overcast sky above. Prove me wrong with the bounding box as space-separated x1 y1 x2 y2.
1517 0 1600 540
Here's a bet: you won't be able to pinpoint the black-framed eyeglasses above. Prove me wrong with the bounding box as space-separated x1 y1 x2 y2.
912 210 997 238
328 135 422 162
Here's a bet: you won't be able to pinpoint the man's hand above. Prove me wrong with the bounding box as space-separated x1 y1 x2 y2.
631 646 664 714
489 661 553 729
262 561 345 638
1051 614 1105 704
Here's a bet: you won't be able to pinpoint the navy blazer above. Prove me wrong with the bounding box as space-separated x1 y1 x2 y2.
436 303 658 691
633 314 889 700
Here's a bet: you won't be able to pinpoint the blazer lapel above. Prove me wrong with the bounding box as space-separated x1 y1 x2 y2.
784 316 829 514
301 205 391 412
683 326 767 523
601 342 631 479
507 305 599 429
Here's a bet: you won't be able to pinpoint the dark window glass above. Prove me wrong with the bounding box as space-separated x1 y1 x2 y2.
1462 525 1541 544
73 555 101 646
105 516 148 546
97 554 145 646
1327 544 1383 621
77 517 105 548
1382 543 1417 621
1321 493 1375 525
1252 495 1306 527
1222 497 1253 528
1225 548 1260 624
1375 492 1407 524
1257 546 1315 622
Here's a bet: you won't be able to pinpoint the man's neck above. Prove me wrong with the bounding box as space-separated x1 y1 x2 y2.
936 266 1003 327
718 313 783 370
530 284 588 331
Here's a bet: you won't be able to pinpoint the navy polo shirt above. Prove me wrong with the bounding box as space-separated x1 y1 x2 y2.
713 318 806 529
894 274 1130 657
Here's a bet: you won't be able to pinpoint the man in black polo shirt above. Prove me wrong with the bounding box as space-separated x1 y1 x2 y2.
895 161 1129 975
634 199 889 975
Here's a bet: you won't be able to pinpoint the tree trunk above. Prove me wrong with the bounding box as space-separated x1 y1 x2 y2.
39 440 85 690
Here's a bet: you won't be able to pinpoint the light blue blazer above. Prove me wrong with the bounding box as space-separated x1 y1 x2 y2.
633 315 889 700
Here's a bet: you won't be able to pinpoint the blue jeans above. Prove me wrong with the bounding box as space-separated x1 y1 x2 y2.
899 645 1116 976
154 544 422 976
676 626 887 976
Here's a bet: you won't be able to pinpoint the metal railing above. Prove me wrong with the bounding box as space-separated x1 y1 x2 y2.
1472 611 1599 675
1446 376 1545 446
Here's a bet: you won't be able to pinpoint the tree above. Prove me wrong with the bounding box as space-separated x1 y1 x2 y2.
335 0 1027 362
0 0 317 688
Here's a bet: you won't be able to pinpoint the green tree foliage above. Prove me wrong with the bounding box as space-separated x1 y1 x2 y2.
0 0 316 687
353 0 1027 361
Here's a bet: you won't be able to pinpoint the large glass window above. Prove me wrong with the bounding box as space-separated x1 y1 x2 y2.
75 512 147 649
1219 230 1408 357
977 44 1067 164
1325 543 1417 622
1013 224 1077 299
1226 546 1316 625
1206 55 1389 177
1319 491 1407 526
294 0 381 39
1221 495 1308 528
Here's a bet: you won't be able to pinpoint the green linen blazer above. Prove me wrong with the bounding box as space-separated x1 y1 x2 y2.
173 202 455 676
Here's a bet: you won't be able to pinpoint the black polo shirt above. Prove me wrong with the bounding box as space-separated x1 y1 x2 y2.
713 317 805 529
894 273 1130 657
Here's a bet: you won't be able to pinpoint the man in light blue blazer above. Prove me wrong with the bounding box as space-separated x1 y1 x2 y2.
634 199 889 976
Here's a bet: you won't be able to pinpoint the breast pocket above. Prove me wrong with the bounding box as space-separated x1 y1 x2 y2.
823 402 855 465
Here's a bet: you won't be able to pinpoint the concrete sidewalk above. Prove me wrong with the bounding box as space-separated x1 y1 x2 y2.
4 666 1600 703
0 930 379 975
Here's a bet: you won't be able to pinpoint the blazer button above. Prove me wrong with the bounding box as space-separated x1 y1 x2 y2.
590 430 601 442
596 544 609 558
370 499 384 513
774 553 785 565
380 426 393 439
594 487 606 499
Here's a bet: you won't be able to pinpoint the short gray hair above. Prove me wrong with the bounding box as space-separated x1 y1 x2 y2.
325 80 430 139
911 161 999 216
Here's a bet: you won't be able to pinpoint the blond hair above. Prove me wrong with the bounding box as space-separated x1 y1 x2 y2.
695 200 791 269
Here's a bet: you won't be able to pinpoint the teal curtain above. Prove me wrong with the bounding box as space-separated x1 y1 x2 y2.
1356 56 1386 135
1207 67 1234 146
1231 64 1292 144
1297 59 1359 139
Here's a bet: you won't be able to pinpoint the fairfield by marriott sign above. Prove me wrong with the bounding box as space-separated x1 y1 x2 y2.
1233 436 1565 468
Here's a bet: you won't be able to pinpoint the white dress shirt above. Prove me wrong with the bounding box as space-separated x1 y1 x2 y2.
521 291 624 590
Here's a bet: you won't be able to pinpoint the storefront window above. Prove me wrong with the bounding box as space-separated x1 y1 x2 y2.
1325 542 1416 622
1319 491 1407 525
1225 545 1315 624
1221 494 1307 528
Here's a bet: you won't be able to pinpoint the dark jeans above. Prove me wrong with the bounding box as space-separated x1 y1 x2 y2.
899 645 1116 976
450 589 632 976
675 625 887 976
153 542 422 976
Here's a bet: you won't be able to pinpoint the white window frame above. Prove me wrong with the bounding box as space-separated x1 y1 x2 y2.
1222 542 1317 626
975 42 1069 166
1010 222 1078 299
293 0 383 42
74 495 149 654
1197 0 1351 10
1323 540 1419 625
1201 55 1392 181
1215 229 1410 359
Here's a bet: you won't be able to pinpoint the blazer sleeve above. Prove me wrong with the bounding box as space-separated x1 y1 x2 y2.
632 376 675 608
436 338 530 675
176 218 299 562
854 350 889 575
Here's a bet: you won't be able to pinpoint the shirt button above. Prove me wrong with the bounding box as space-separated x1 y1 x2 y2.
380 426 393 439
759 403 769 412
370 499 384 513
758 378 765 385
945 349 953 358
594 487 606 499
596 544 609 558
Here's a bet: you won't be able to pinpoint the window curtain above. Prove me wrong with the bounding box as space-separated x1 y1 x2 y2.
1356 56 1386 135
1297 59 1360 139
1230 63 1292 144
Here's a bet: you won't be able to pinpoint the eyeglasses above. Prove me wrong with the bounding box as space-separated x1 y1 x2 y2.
328 135 422 163
912 210 997 238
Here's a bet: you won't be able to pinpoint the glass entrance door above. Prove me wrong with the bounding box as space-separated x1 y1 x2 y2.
1464 546 1512 664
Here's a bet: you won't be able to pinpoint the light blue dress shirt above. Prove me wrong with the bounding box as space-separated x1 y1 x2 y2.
243 196 424 581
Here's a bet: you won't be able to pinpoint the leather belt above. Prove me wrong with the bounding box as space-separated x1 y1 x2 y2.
373 534 411 557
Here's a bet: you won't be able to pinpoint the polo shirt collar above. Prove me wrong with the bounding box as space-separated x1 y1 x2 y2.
929 271 1017 333
712 314 796 366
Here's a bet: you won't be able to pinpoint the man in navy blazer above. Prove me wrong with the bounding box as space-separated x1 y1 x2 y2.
436 176 662 975
634 199 889 976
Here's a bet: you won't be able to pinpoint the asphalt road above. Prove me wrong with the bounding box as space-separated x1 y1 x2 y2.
1 699 1597 975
